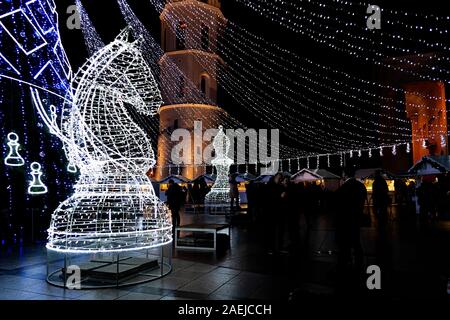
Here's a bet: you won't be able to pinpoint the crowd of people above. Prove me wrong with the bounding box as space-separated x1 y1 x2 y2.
164 169 450 265
245 169 450 263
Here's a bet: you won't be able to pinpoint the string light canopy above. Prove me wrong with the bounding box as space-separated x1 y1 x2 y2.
45 28 172 253
82 0 448 168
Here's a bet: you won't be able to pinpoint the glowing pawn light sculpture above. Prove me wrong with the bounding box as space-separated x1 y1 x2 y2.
205 126 233 210
28 162 48 195
4 132 25 166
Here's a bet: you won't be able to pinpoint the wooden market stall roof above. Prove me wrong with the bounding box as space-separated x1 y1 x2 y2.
158 175 190 184
408 156 450 175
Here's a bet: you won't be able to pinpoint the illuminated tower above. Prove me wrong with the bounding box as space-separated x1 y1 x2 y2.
404 81 448 163
378 53 448 172
156 0 227 180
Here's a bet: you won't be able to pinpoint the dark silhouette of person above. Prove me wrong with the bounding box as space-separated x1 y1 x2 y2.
436 174 449 219
197 177 209 205
372 170 389 226
335 166 367 270
191 179 201 208
229 173 240 211
304 182 320 230
263 172 284 255
416 178 436 222
166 179 184 235
280 176 299 253
245 180 257 222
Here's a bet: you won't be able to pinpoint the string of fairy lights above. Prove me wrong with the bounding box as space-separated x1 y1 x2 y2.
148 0 433 149
233 0 450 83
151 0 449 146
75 0 104 56
77 0 448 174
149 0 446 165
77 0 304 181
150 0 387 151
156 2 413 139
114 0 310 162
150 0 446 134
151 0 446 161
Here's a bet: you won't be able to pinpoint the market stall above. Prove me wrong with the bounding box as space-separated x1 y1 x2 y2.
291 169 341 191
158 175 190 202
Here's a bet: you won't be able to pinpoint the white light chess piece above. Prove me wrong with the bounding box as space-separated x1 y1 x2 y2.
4 132 25 167
205 126 234 209
49 105 58 134
28 162 48 195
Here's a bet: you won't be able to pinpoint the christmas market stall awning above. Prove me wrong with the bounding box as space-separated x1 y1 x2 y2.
253 172 292 183
192 174 216 185
291 169 341 190
235 172 257 183
158 175 191 184
158 175 190 194
291 169 322 183
408 156 450 176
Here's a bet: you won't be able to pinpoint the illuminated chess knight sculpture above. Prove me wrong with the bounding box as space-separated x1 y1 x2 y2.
45 29 172 253
205 126 233 209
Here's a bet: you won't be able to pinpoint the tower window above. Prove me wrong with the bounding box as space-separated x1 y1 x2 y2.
176 21 187 50
200 74 208 97
201 23 209 50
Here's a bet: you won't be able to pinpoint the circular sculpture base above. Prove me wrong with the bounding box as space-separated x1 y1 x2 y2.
46 243 172 289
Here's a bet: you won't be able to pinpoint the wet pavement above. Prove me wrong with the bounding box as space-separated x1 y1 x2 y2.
1 206 450 300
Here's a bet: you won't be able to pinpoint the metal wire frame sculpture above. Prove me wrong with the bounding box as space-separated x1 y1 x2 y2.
42 29 172 253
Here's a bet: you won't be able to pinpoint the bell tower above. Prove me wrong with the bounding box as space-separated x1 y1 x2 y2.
156 0 227 180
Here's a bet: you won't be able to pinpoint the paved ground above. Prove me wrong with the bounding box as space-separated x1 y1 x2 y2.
1 207 450 300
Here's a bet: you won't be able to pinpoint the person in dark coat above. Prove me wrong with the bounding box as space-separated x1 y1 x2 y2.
280 176 299 253
264 172 284 254
372 170 389 226
335 166 367 270
416 178 435 222
166 179 184 235
245 180 257 222
229 173 240 211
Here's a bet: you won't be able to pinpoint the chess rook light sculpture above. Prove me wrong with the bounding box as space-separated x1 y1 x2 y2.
4 132 25 166
46 29 172 253
205 126 233 208
28 162 48 195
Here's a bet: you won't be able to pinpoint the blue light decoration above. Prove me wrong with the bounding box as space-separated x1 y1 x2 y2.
0 0 74 245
